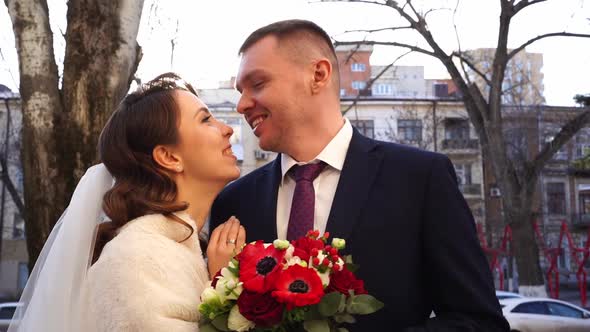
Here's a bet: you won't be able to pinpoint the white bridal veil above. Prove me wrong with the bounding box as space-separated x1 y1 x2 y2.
8 164 113 332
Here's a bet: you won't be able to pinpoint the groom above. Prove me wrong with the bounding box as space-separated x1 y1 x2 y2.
210 19 509 331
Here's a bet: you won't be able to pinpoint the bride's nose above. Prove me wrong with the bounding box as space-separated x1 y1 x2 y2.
221 123 234 138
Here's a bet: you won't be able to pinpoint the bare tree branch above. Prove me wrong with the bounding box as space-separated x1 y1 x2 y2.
0 157 24 216
323 0 390 9
334 40 435 57
530 108 590 177
343 26 413 34
407 0 420 18
513 0 548 16
423 7 451 20
452 51 492 86
508 32 590 60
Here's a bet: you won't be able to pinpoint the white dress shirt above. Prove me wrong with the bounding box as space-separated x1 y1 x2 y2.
276 118 353 239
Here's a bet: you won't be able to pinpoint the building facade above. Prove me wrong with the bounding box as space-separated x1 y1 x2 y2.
0 87 26 300
462 48 545 105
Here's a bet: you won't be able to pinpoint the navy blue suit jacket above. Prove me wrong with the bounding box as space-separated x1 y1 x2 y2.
211 130 509 331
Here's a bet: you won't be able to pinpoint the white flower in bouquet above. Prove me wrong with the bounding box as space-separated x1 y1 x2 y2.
227 305 255 332
215 265 243 302
200 287 222 305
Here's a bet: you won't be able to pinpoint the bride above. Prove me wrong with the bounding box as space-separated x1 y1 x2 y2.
9 73 245 331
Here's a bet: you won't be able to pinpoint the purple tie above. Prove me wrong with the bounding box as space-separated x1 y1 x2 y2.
287 162 327 241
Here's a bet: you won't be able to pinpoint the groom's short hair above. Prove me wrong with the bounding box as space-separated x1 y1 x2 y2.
238 19 340 91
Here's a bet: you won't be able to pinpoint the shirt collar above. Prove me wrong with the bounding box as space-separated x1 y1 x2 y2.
280 118 353 180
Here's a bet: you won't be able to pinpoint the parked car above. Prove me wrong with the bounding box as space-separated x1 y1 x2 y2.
496 290 524 300
0 302 20 332
500 297 590 332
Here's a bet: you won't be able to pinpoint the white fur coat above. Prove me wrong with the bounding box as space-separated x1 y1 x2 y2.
81 213 209 331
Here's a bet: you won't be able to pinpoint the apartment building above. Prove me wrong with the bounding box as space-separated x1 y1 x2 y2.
461 48 545 105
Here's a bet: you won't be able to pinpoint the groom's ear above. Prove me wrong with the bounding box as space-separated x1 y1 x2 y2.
152 145 182 173
310 58 332 95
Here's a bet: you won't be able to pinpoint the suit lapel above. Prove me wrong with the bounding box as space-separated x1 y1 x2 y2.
326 130 383 241
253 156 281 241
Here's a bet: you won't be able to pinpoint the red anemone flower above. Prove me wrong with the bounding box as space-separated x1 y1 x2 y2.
272 264 324 310
238 241 286 292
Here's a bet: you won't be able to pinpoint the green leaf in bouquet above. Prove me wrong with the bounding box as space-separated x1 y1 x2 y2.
211 313 231 332
343 255 359 273
318 292 344 317
303 304 323 321
336 328 349 332
337 294 346 313
345 294 384 315
303 319 330 332
227 258 240 276
199 322 223 332
332 313 356 324
284 306 307 323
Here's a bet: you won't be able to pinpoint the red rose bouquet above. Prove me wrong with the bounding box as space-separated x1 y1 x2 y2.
199 231 383 332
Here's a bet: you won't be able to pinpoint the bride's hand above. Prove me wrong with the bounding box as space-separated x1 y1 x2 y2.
207 216 246 279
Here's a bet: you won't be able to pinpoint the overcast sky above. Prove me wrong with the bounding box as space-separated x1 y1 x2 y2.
1 0 589 105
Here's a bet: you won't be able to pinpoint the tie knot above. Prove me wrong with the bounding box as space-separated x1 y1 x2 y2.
289 162 326 182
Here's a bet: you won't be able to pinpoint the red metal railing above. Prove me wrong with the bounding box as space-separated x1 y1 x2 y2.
478 221 590 307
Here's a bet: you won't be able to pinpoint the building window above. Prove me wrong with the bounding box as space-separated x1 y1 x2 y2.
397 119 422 142
579 191 590 215
546 136 568 160
350 119 374 139
351 63 366 72
351 81 366 90
576 143 590 159
373 84 392 96
445 119 469 140
547 182 566 215
453 163 472 185
340 89 346 97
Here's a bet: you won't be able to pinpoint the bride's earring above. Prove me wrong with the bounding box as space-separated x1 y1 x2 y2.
176 165 183 172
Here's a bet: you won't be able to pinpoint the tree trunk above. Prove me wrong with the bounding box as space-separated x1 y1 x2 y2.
60 0 143 184
509 212 546 296
6 0 66 271
501 175 547 296
5 0 143 269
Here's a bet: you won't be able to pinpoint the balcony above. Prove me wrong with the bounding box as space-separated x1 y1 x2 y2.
459 183 482 196
568 158 590 177
572 213 590 228
442 138 479 151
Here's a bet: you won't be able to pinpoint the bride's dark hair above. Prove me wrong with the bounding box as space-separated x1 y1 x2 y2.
93 72 200 263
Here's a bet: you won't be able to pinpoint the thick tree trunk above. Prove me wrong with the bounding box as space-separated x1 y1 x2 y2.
6 0 143 269
500 172 547 296
6 0 66 271
507 206 546 295
60 0 143 184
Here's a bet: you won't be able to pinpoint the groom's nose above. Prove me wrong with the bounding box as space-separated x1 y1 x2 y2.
237 92 253 116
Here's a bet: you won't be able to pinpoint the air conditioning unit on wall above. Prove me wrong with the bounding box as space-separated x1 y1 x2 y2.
490 187 501 197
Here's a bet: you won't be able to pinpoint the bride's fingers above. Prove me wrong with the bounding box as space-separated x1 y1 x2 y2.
224 217 241 247
209 222 225 249
236 225 246 251
216 217 234 247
